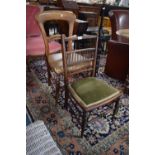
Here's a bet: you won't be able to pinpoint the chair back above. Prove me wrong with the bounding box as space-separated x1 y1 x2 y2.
61 34 98 84
35 10 76 56
26 5 41 37
109 9 129 42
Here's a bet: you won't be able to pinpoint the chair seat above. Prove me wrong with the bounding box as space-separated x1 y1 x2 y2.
26 36 61 56
69 77 121 110
48 52 92 74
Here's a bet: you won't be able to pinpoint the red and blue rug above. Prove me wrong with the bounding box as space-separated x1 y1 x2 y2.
26 57 129 155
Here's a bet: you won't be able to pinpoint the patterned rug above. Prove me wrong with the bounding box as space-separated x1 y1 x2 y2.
26 56 129 155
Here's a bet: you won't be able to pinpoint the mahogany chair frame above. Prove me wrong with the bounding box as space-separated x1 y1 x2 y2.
35 10 76 102
61 34 122 137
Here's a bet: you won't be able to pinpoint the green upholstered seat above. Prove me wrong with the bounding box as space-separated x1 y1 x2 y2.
69 77 120 108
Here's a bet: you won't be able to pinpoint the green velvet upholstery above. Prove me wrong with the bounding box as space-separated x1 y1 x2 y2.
70 77 120 107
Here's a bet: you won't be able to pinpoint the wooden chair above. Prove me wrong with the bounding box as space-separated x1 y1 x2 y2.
36 10 83 103
61 34 122 137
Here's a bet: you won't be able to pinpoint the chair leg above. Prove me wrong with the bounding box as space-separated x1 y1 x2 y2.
81 110 87 138
55 76 60 104
64 85 69 110
112 99 120 120
26 56 31 72
47 66 51 86
44 56 51 86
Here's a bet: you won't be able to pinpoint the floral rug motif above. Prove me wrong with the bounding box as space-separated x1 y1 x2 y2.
27 57 129 155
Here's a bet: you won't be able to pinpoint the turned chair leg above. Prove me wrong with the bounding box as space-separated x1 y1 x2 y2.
44 56 51 86
64 84 69 110
47 66 51 86
55 76 60 104
81 110 88 138
112 99 120 120
26 56 32 72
